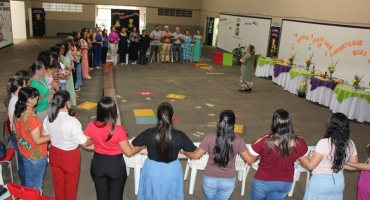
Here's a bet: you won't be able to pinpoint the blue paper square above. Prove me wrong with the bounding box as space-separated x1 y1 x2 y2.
135 116 157 125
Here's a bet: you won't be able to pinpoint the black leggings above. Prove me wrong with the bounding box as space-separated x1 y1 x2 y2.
101 47 108 64
90 152 127 200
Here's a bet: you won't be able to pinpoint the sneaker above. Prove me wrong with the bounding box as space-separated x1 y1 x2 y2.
132 61 137 65
86 76 92 79
74 87 81 91
96 67 100 69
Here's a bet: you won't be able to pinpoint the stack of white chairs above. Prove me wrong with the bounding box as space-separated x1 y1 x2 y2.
235 154 251 196
183 142 209 195
123 140 148 195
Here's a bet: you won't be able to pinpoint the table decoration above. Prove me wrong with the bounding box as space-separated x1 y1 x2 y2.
305 53 314 71
352 74 364 90
289 52 297 65
328 60 339 80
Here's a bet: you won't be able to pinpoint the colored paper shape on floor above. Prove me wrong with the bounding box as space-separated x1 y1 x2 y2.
206 69 220 73
76 102 98 110
166 93 186 99
200 66 214 70
172 116 180 124
135 116 157 124
205 103 216 107
234 124 243 134
134 92 157 96
206 72 225 75
234 112 242 120
133 109 155 117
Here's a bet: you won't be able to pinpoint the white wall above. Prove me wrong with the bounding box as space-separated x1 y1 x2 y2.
10 1 27 39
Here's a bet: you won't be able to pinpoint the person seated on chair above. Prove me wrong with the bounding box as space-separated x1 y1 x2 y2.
183 110 257 200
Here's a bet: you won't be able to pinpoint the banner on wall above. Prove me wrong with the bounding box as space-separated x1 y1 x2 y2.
267 26 281 57
0 1 13 49
32 8 45 37
111 9 140 35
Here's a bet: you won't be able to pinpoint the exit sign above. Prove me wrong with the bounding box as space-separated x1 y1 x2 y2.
273 22 280 27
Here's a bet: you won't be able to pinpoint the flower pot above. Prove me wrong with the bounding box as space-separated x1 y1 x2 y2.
297 91 306 98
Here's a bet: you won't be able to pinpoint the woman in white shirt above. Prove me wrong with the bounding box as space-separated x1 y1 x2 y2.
4 76 26 186
43 90 92 200
298 113 358 200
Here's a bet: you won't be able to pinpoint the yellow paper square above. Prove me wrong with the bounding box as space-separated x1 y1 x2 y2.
133 109 155 117
76 102 98 110
200 66 214 70
166 93 186 100
234 124 243 134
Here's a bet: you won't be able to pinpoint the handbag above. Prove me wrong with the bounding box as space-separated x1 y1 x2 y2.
0 142 6 158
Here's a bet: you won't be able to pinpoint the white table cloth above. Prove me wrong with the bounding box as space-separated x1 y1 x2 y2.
272 72 290 88
329 94 370 122
306 81 335 107
284 75 307 95
255 64 274 77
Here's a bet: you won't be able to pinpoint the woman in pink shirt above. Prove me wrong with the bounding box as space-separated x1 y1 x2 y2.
108 26 120 64
298 113 358 200
84 97 144 200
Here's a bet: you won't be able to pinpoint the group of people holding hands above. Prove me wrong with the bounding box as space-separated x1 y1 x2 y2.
4 69 370 199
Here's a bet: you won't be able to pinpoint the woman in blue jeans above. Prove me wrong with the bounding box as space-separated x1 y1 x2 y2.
183 110 257 200
13 87 50 192
5 76 26 186
248 109 308 200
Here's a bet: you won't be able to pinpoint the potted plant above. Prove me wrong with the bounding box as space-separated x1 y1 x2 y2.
297 80 307 98
232 43 246 66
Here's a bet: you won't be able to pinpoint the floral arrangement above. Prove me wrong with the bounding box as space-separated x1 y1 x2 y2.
289 52 297 65
327 60 339 80
352 74 364 90
305 53 314 71
297 80 307 97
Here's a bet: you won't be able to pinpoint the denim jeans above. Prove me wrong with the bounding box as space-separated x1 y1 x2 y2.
172 43 182 61
249 178 292 200
21 155 47 191
10 131 26 186
60 82 67 90
75 62 82 87
202 174 236 200
139 46 148 60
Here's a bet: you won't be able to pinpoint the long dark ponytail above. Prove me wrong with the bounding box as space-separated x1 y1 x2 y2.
267 109 298 157
155 102 174 163
324 113 351 173
95 97 117 141
14 87 39 118
48 91 70 123
213 110 236 167
4 76 24 108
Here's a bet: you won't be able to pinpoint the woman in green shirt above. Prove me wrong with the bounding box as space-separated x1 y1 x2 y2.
240 45 255 92
29 61 50 120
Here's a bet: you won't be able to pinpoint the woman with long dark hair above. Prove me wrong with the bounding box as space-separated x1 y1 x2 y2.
118 28 128 65
84 97 144 200
4 76 26 186
101 29 109 65
29 61 50 120
132 102 197 200
239 44 255 92
183 110 257 200
13 87 50 192
128 26 139 64
248 109 308 199
298 113 358 200
44 91 92 199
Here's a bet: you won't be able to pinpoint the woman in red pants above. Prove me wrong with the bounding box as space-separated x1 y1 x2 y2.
43 90 92 200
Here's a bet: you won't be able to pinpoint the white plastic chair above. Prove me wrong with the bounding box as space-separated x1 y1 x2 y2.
0 164 4 185
123 140 148 195
288 145 316 196
183 142 209 195
235 154 250 196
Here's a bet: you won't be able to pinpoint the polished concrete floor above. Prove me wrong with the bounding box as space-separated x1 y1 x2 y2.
0 38 369 199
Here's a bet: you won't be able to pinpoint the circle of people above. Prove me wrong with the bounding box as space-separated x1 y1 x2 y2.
89 24 204 67
4 32 370 200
